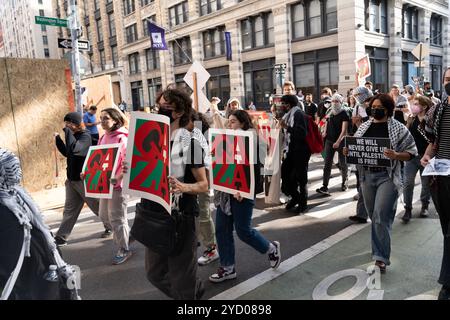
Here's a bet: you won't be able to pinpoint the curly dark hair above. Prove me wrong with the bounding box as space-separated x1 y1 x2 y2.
368 93 395 117
228 110 254 131
156 88 193 128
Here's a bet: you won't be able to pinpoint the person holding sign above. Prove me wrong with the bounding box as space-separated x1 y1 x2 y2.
209 110 281 283
95 108 131 265
344 94 417 273
421 67 450 300
130 89 208 300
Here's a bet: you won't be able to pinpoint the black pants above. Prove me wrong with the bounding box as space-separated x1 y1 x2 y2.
90 133 99 146
430 176 450 286
281 152 311 207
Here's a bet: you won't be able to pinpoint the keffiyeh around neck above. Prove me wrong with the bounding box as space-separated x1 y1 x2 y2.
0 149 56 256
282 106 301 154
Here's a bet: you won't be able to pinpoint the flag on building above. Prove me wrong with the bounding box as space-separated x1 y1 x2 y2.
147 21 168 50
225 31 232 61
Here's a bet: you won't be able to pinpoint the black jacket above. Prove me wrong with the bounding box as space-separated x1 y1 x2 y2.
55 128 92 181
286 109 309 156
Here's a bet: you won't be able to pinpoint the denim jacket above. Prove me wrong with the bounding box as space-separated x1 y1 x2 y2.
354 117 418 191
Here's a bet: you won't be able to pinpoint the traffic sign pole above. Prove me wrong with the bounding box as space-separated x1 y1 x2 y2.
70 0 82 115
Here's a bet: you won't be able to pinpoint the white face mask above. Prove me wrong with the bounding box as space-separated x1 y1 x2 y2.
331 103 342 115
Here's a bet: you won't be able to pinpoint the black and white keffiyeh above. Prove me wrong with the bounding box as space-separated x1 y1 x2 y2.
354 118 418 191
282 106 301 154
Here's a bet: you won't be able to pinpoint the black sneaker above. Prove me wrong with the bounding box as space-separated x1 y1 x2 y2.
341 183 348 191
349 215 367 224
101 229 112 238
55 236 67 247
401 208 412 223
209 267 237 283
285 199 298 210
268 241 281 269
316 186 330 195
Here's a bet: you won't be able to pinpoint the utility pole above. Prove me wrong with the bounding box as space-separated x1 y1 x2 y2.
69 0 82 114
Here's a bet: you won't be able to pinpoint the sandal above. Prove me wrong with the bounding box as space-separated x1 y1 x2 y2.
375 260 386 273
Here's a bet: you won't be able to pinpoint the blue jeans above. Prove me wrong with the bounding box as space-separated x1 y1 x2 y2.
403 155 431 210
215 197 270 268
361 170 399 265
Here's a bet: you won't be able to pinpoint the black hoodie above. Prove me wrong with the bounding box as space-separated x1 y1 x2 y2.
55 127 92 181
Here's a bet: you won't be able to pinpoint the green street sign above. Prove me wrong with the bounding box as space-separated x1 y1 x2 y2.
35 16 68 28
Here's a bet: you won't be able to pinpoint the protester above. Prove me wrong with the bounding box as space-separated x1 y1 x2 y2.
421 67 450 300
209 110 281 283
348 87 373 223
344 93 417 273
304 93 318 121
129 88 208 300
316 93 350 195
96 108 131 264
283 81 303 111
0 148 81 300
54 112 110 246
83 106 100 145
401 95 432 223
390 84 409 124
189 112 219 266
365 81 373 91
279 94 310 213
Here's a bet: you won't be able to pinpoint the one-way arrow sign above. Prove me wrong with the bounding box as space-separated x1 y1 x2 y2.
58 38 90 51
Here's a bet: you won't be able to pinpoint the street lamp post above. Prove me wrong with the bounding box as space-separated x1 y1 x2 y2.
69 0 82 114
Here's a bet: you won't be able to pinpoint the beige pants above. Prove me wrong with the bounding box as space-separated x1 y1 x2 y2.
99 189 129 251
197 191 216 248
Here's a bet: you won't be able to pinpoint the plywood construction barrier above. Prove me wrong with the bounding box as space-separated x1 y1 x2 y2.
0 58 71 192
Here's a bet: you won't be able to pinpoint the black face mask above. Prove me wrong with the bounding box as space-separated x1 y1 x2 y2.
371 108 386 120
444 82 450 96
158 108 174 123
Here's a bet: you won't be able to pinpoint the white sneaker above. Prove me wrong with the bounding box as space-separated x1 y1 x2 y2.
268 241 281 269
198 246 219 266
209 267 237 283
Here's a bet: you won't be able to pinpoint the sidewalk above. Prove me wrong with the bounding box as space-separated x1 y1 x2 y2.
31 186 66 211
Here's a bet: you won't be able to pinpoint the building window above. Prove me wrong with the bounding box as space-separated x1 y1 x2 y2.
169 1 189 27
365 46 388 93
99 50 106 70
243 58 276 109
203 26 225 58
148 77 162 107
85 25 91 41
291 0 337 39
108 14 116 37
142 15 155 37
365 0 387 34
402 51 417 87
206 66 230 110
123 0 136 16
38 0 43 4
41 24 47 32
44 48 50 58
430 55 442 95
141 0 153 6
172 37 192 65
94 0 100 10
129 53 140 74
146 49 160 70
293 48 338 100
111 46 118 68
39 9 45 16
200 0 221 16
430 15 442 46
241 12 274 50
42 35 48 45
131 81 144 110
126 24 138 43
402 6 418 40
96 19 103 42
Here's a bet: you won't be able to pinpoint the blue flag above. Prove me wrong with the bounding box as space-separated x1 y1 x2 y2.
225 32 232 61
147 22 168 50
